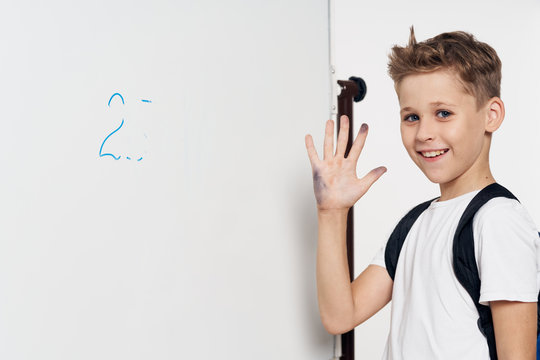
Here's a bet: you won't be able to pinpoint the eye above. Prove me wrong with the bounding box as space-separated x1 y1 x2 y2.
403 114 420 122
437 110 452 118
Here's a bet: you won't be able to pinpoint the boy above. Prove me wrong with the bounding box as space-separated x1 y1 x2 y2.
304 27 539 359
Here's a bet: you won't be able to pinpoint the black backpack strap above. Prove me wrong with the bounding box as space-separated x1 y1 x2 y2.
452 183 518 360
385 197 436 280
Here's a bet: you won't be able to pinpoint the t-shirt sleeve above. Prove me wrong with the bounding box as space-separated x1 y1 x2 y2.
473 198 539 306
370 215 409 270
370 241 387 269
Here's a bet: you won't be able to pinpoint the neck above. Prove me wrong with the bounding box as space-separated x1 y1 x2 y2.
439 169 495 201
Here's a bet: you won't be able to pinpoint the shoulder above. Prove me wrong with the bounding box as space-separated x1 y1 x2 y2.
472 196 538 253
471 196 539 304
474 197 537 235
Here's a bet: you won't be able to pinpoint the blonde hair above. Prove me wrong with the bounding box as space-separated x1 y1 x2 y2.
387 26 502 110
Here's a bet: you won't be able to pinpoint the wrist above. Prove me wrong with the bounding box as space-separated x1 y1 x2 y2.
317 207 350 217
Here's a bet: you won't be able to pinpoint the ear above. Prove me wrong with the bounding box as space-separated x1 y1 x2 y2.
484 96 504 133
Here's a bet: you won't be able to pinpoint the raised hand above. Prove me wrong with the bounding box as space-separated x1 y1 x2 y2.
305 115 387 212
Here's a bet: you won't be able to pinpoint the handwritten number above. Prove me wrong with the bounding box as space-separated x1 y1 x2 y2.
99 93 150 161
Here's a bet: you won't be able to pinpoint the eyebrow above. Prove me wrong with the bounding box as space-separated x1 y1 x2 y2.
400 101 457 113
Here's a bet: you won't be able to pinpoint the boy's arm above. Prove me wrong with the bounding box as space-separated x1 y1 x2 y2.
491 300 537 360
474 200 538 359
305 116 391 335
317 210 393 334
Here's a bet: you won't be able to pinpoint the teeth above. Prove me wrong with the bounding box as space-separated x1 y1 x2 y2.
422 149 447 158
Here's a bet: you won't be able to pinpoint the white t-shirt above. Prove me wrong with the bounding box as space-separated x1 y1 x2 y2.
370 189 539 360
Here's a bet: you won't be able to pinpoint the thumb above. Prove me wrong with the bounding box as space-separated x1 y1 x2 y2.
355 166 387 197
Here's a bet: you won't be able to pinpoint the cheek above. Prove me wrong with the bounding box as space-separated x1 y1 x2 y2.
462 115 485 137
400 126 416 154
446 123 484 158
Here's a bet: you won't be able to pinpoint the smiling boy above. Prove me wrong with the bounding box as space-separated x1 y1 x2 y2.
399 69 497 199
305 27 539 359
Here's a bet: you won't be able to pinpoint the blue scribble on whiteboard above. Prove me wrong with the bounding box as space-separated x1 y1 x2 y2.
108 93 125 106
99 93 126 160
99 118 124 160
99 92 151 162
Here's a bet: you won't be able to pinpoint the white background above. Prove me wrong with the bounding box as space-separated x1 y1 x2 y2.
0 1 334 359
334 0 540 358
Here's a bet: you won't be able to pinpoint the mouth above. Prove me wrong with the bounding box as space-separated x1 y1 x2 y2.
418 148 449 160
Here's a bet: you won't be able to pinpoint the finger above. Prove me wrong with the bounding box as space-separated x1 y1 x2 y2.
323 120 334 160
348 123 369 161
335 115 350 157
355 166 387 197
304 134 320 164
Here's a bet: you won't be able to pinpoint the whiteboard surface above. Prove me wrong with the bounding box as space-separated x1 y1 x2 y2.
0 1 333 359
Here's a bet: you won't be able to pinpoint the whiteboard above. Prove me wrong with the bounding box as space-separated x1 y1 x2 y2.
334 0 540 358
0 1 334 359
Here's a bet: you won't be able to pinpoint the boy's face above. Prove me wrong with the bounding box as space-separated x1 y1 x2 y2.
396 69 490 189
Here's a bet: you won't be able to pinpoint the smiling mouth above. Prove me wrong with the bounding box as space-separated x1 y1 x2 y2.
418 149 449 158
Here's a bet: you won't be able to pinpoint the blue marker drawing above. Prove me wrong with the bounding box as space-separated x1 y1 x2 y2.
99 92 127 160
99 119 124 160
100 93 151 161
108 93 125 106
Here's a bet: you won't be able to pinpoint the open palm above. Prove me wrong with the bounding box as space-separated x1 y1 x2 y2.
305 115 386 211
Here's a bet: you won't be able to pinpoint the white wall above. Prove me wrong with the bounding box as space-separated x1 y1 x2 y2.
334 1 540 358
0 1 334 359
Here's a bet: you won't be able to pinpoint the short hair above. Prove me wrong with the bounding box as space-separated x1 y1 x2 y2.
387 26 502 110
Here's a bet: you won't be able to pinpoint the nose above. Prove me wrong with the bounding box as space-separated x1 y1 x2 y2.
415 118 436 142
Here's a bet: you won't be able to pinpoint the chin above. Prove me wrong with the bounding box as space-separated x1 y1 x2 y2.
420 169 453 185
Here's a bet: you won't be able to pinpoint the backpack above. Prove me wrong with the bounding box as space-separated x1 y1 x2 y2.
384 183 540 360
